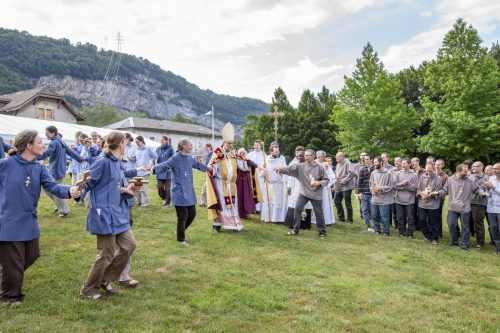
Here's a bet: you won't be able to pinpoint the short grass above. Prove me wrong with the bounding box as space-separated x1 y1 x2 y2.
1 173 499 333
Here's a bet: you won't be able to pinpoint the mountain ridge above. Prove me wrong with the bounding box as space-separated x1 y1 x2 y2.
0 28 269 128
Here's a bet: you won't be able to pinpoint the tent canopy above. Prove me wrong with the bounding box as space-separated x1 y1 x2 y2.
0 114 160 148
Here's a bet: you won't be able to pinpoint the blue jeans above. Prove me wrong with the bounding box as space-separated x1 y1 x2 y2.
360 194 372 227
447 211 471 248
371 204 391 234
487 213 500 251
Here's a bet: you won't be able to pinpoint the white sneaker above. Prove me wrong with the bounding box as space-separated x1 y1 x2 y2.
367 227 375 233
180 241 189 246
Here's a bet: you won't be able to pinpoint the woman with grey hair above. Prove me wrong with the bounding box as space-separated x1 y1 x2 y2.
154 138 212 245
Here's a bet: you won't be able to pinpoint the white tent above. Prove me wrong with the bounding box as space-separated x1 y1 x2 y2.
0 114 160 148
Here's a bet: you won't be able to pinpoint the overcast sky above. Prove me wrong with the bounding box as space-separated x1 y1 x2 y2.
3 0 499 105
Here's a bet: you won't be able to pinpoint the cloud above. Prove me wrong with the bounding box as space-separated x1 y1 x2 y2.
282 57 344 103
382 0 500 72
420 10 433 18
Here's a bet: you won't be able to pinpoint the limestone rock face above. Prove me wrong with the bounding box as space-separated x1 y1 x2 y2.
37 75 225 130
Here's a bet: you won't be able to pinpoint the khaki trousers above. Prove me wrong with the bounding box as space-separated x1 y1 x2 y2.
80 230 136 296
45 178 69 214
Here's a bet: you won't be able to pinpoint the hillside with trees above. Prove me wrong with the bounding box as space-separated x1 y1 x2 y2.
0 28 268 126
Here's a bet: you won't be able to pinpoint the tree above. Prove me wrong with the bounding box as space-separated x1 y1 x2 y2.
394 63 430 157
285 88 338 158
489 41 500 72
331 43 420 158
81 103 124 127
170 113 200 125
242 87 290 152
420 19 500 163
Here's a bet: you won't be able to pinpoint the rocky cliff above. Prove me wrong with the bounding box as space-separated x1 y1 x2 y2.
37 74 225 129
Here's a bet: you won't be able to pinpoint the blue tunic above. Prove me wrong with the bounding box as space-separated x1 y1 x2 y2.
0 136 13 158
38 136 83 179
134 146 155 177
154 152 207 206
0 154 70 241
155 144 174 180
84 154 137 235
68 144 83 174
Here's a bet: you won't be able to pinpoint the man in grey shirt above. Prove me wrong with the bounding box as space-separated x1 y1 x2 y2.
370 156 394 235
470 161 489 248
334 152 357 223
394 158 418 237
439 164 486 250
417 163 443 244
277 149 330 237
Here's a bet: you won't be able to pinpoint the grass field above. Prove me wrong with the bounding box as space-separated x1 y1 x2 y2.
1 172 499 333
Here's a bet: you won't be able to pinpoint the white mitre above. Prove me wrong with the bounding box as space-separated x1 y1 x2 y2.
221 122 235 142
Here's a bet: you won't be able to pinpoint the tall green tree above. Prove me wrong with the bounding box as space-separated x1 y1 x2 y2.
292 89 338 157
394 63 429 157
81 103 124 127
420 19 500 162
331 43 420 158
242 87 292 152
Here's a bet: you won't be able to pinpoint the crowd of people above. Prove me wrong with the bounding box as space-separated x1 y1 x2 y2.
0 122 498 306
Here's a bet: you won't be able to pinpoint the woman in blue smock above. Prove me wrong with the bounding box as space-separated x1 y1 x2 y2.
154 138 212 245
0 130 80 305
79 131 142 300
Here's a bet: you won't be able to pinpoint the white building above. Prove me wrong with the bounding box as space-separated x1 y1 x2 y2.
106 117 222 154
0 114 159 148
0 87 85 124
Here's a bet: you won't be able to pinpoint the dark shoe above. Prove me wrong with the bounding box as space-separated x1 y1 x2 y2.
338 219 346 223
118 279 139 288
449 243 459 246
52 208 59 213
375 231 381 235
212 226 221 233
346 220 353 224
0 296 23 306
383 233 390 237
495 250 500 255
101 282 119 295
287 230 297 236
461 246 469 251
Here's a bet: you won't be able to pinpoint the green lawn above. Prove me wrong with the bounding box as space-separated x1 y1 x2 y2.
1 172 499 333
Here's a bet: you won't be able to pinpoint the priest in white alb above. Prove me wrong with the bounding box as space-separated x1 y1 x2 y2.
260 144 287 223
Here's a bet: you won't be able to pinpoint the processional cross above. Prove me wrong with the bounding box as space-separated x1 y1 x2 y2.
271 105 284 143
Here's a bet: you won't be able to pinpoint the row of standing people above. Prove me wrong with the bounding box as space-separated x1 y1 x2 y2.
345 152 499 253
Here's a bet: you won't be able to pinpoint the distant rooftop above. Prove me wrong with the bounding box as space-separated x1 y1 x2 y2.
0 86 84 120
105 117 221 137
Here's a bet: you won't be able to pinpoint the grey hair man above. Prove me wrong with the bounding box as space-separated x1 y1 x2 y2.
277 149 330 237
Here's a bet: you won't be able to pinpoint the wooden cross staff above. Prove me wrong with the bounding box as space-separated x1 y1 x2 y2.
132 177 149 187
76 170 91 191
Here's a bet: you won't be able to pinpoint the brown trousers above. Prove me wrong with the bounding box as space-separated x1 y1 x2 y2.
80 230 136 297
0 239 40 301
157 179 172 205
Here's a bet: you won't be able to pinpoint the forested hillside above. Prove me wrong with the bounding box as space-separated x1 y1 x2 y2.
0 28 268 125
